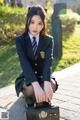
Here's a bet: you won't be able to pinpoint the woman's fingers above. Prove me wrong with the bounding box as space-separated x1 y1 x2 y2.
42 92 47 102
45 95 49 102
36 89 52 103
31 81 54 103
32 85 46 103
36 96 39 103
36 91 48 103
45 90 53 101
43 93 47 102
38 92 45 103
44 81 54 101
48 89 53 100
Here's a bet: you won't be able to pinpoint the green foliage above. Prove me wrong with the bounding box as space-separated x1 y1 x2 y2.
59 9 67 15
0 0 3 5
60 12 80 32
74 8 80 15
0 5 28 44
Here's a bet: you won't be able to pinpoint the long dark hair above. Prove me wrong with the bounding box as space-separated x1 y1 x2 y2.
24 5 46 36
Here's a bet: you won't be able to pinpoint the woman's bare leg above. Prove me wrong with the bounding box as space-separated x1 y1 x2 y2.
22 84 34 96
50 78 57 93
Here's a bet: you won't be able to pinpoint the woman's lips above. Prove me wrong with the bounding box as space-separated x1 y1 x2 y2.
32 31 37 33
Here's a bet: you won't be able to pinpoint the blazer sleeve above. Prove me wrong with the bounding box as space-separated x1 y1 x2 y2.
15 36 38 85
42 37 53 81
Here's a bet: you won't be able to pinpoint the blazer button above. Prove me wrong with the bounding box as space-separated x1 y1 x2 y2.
40 75 43 78
35 71 37 74
35 63 37 66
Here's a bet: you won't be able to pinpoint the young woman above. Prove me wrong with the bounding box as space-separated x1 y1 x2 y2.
15 5 58 106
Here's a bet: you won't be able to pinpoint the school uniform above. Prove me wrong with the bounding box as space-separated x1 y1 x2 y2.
15 33 58 97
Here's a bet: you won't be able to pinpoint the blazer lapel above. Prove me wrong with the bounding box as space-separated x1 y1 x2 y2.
24 34 44 59
37 35 44 52
24 34 34 59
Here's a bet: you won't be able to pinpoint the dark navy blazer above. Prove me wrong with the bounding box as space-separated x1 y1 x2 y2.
15 33 54 96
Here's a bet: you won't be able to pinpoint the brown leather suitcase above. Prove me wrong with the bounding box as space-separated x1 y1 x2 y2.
26 102 60 120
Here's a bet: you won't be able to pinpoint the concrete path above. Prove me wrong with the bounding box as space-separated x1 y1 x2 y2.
52 62 80 120
0 62 80 120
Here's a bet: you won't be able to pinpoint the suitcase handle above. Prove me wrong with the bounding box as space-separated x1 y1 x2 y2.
34 102 50 108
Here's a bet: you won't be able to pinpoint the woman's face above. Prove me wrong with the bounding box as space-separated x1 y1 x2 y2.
28 15 44 36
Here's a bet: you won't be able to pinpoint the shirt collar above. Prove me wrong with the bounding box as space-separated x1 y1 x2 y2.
28 32 39 45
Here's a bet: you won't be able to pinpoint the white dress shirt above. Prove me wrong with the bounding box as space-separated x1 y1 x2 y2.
28 32 39 46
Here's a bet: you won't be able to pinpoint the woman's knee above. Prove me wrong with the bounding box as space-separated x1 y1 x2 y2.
22 84 34 96
50 78 57 92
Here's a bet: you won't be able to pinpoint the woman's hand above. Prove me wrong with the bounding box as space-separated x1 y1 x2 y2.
32 81 48 103
44 81 53 102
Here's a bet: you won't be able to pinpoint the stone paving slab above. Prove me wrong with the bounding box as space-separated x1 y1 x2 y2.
52 62 80 79
0 85 15 98
0 94 17 108
59 102 80 112
54 93 80 106
60 108 80 120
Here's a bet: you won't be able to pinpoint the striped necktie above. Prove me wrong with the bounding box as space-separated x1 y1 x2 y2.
32 36 37 55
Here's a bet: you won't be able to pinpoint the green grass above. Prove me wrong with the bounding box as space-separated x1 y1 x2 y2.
0 43 21 88
52 25 80 71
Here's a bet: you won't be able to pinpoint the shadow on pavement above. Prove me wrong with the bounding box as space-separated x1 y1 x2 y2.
9 96 27 120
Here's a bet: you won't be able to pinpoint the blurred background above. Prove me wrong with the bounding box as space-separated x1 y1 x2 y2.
0 0 80 88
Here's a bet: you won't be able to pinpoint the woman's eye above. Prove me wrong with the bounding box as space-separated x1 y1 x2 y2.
38 22 42 25
31 21 34 24
30 21 43 25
